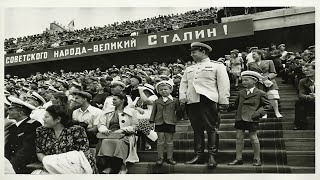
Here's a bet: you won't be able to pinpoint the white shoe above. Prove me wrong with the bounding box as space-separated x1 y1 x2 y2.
262 114 268 119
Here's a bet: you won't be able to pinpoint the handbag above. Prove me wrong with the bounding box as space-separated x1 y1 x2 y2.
96 132 125 139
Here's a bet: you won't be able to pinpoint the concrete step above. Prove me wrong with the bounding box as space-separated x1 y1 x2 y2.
282 130 315 138
176 121 292 132
286 151 315 167
128 162 291 174
174 130 315 140
137 149 288 164
172 138 291 151
289 166 315 173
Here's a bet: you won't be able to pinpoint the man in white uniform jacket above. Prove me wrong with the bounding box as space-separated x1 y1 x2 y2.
179 42 230 168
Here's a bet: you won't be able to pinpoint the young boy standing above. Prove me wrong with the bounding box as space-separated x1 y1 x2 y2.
150 80 182 166
228 71 272 166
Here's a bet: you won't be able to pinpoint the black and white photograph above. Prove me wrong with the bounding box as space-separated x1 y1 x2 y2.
1 1 317 177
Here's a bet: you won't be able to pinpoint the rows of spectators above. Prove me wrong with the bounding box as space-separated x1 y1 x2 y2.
4 41 314 174
4 7 287 54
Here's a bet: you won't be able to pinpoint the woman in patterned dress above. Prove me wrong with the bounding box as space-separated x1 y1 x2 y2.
35 105 98 174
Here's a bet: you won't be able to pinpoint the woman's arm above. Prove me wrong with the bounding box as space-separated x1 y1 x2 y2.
36 153 46 163
138 88 153 105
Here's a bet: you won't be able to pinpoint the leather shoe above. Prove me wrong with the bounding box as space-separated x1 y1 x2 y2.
167 158 177 165
207 155 217 168
228 159 243 165
253 159 261 166
185 154 202 164
156 158 164 165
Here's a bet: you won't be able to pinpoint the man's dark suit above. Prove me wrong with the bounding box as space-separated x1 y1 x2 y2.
5 117 42 174
294 77 315 129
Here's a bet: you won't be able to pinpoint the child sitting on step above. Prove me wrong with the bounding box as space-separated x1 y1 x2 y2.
150 80 183 166
228 71 272 166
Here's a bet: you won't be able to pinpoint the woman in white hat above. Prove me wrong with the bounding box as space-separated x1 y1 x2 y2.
248 49 283 119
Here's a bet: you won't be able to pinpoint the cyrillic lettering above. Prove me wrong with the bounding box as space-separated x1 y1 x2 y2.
75 47 82 55
70 48 75 55
64 49 69 56
117 41 123 49
99 44 104 51
195 30 205 39
172 34 181 43
81 47 87 54
148 35 157 45
130 38 136 47
93 45 99 52
54 51 59 58
59 50 65 57
110 42 116 50
124 40 130 48
207 28 217 38
161 35 169 44
105 43 110 50
183 32 192 41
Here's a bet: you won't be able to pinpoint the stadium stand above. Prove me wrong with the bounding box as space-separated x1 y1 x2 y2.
4 7 315 174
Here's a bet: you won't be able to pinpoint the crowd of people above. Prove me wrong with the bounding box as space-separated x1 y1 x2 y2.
4 7 288 54
4 40 315 174
4 7 218 54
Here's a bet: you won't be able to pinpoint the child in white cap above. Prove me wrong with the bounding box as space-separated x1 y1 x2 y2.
150 81 183 166
228 71 272 166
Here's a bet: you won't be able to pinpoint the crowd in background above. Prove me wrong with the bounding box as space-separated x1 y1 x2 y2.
4 7 287 54
4 41 315 174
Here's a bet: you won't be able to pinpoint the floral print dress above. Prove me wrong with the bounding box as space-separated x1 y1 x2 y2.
35 125 98 174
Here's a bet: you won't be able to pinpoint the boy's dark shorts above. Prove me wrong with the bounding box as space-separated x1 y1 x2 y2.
234 120 259 131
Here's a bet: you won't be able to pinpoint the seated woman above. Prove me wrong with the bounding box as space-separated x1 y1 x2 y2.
34 105 98 174
96 93 139 174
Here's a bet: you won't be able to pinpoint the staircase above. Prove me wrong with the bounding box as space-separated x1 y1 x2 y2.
127 77 315 174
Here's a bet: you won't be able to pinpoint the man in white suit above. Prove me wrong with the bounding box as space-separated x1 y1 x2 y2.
179 42 230 168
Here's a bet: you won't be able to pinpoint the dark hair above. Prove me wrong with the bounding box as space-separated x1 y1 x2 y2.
145 77 153 85
46 105 71 127
252 49 263 59
113 92 128 107
52 92 68 106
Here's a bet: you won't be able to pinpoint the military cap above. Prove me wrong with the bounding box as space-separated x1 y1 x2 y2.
140 84 155 95
249 47 259 52
72 82 82 88
159 75 170 81
131 75 142 83
278 44 285 48
71 90 92 101
137 71 148 77
121 74 129 78
240 71 262 81
144 68 155 74
48 86 62 93
8 96 36 111
190 42 212 52
308 45 315 49
230 49 239 54
110 80 126 89
27 91 46 106
175 64 184 69
172 74 183 79
287 52 295 55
